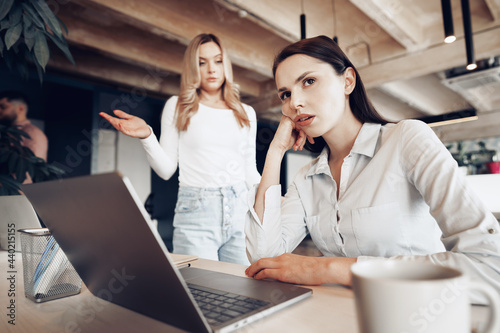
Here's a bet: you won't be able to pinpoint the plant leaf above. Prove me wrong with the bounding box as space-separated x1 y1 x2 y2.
45 31 75 65
34 58 44 84
0 0 14 22
24 19 35 50
21 3 45 30
0 174 22 195
0 17 10 31
23 12 32 29
8 2 22 27
8 150 18 174
56 16 68 35
34 29 49 70
5 21 22 49
30 0 62 39
16 158 26 183
0 37 4 57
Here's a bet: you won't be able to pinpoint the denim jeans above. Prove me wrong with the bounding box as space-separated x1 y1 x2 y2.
172 183 249 265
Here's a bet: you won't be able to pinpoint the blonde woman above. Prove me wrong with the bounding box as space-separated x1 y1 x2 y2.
100 34 261 264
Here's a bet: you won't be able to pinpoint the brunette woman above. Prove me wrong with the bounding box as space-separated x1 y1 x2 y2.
245 36 500 303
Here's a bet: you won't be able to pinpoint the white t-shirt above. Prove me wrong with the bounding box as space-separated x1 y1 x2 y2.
141 96 261 189
246 120 500 303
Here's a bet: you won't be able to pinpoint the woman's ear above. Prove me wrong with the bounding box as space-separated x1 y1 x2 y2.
344 67 356 95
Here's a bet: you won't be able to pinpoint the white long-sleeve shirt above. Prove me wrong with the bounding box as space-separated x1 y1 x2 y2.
140 96 261 189
246 120 500 303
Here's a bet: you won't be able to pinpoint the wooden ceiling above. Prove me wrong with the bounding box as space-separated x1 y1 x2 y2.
47 0 500 141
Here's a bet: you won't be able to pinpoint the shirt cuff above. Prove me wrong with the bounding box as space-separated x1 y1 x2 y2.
139 126 156 145
247 184 282 227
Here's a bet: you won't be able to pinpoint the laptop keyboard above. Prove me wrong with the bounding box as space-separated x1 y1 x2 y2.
188 284 270 325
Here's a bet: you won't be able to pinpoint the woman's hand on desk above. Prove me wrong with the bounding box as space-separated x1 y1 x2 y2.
99 110 152 139
245 253 357 286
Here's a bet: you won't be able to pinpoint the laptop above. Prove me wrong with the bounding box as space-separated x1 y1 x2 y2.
0 194 42 252
22 172 312 332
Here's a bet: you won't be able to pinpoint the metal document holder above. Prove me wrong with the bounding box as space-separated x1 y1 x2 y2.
19 228 82 303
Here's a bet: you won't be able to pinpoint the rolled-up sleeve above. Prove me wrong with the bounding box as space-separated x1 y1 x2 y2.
360 120 500 304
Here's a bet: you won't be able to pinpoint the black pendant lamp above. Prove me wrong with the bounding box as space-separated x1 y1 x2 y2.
461 0 476 70
300 0 306 39
440 0 456 43
332 0 338 44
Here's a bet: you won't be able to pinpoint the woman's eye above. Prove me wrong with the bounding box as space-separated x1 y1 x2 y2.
279 92 291 101
199 61 206 66
304 78 315 86
216 59 223 64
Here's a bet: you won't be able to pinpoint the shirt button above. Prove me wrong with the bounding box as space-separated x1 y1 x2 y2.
488 228 496 234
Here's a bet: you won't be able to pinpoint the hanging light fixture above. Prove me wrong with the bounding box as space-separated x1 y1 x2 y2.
419 109 478 127
461 0 476 70
440 0 456 43
300 0 306 39
332 0 338 44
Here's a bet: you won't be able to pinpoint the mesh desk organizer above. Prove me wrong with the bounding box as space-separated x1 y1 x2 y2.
19 228 82 302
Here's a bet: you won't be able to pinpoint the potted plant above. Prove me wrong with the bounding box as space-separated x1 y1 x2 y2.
0 0 74 82
0 124 64 195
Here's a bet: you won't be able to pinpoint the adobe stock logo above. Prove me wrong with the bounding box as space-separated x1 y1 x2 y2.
407 278 467 332
63 267 136 333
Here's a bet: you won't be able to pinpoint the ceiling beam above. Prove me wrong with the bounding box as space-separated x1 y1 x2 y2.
367 88 425 122
56 3 261 96
485 0 500 20
48 47 180 97
213 0 299 42
359 26 500 88
349 0 424 50
74 0 289 78
379 75 472 116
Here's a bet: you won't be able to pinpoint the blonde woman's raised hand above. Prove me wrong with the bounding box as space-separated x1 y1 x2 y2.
99 110 152 139
271 115 314 154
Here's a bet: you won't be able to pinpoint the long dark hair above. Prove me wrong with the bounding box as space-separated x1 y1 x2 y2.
273 35 388 153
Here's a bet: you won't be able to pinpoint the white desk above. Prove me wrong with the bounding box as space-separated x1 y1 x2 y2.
0 251 490 332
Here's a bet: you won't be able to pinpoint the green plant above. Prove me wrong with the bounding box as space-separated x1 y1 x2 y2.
0 0 74 82
0 124 64 195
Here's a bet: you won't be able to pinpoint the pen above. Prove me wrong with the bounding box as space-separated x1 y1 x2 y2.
177 263 191 269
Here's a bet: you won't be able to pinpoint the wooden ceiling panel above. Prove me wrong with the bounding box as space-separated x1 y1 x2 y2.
74 0 290 78
485 0 500 20
37 0 500 138
349 0 425 50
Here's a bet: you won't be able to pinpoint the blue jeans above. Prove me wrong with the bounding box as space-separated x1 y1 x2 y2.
172 183 249 265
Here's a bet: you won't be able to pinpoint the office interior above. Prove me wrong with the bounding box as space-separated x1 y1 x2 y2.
2 0 500 251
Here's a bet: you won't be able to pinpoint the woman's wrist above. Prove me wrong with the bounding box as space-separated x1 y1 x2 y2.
139 126 153 139
321 257 357 286
268 142 287 159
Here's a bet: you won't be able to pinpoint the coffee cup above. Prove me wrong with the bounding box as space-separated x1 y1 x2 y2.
351 260 500 333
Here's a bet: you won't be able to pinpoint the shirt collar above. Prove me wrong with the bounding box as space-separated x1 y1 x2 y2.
305 122 382 177
351 122 381 158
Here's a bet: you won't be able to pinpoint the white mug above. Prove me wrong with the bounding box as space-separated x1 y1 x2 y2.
351 260 500 333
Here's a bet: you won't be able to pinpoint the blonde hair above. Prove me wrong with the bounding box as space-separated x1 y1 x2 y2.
175 33 250 131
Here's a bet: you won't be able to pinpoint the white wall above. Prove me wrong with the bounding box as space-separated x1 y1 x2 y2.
96 129 151 203
465 174 500 219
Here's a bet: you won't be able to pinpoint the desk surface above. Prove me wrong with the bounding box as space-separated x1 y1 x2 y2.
0 251 490 333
